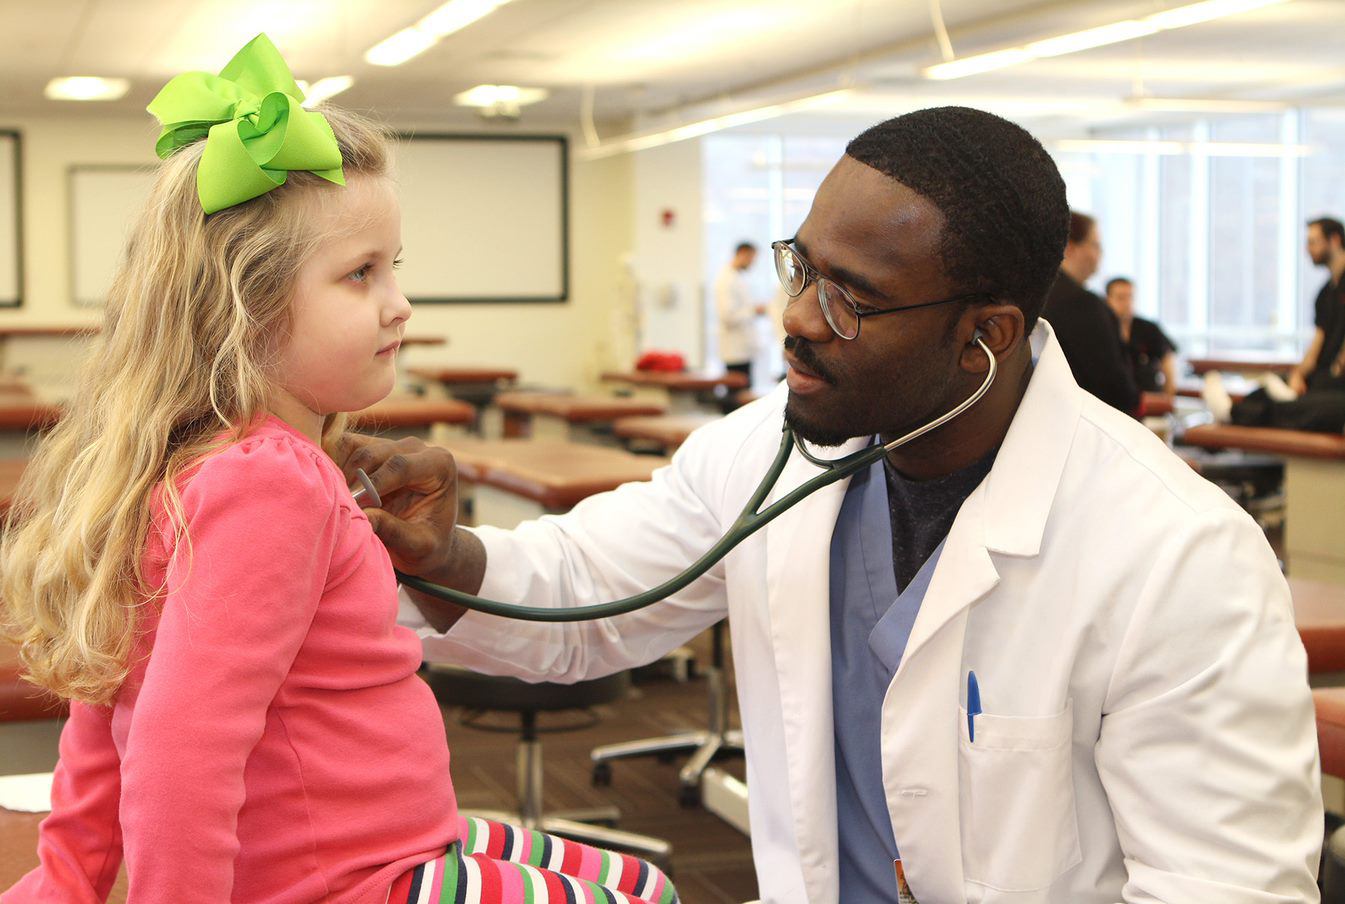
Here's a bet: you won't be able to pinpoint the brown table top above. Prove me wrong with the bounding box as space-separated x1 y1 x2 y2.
0 393 61 430
1181 424 1345 460
1292 577 1345 674
0 326 99 338
496 392 665 422
349 396 475 430
613 413 720 449
1138 392 1174 417
1188 355 1296 376
600 370 749 392
0 458 26 516
443 438 668 510
399 336 448 347
408 367 520 385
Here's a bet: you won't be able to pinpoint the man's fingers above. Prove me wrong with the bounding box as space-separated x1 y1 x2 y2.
363 507 438 569
340 434 430 493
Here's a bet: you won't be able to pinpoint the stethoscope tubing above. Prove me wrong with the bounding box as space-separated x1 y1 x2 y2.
396 338 997 622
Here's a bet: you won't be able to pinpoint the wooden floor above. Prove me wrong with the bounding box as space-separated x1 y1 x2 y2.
0 632 758 904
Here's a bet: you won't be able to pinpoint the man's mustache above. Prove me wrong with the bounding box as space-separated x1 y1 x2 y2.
783 337 837 384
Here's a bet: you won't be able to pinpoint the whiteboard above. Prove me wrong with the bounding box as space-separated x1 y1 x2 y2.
392 135 568 303
69 165 157 307
0 132 19 307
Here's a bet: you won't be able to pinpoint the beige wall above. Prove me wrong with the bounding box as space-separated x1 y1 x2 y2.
0 114 636 394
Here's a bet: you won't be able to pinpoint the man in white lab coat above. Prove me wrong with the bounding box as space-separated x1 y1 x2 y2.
343 107 1321 903
715 240 767 386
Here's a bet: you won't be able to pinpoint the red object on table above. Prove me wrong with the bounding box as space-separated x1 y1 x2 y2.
635 351 686 373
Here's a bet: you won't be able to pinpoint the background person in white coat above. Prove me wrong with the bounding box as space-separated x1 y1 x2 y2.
341 107 1321 904
715 241 767 385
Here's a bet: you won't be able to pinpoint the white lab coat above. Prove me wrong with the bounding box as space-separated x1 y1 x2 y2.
715 263 759 364
422 322 1321 903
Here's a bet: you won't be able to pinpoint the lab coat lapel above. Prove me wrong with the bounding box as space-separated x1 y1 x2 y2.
764 433 867 903
880 322 1083 902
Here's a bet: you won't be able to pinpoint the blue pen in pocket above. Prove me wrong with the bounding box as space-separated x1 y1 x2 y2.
967 670 981 743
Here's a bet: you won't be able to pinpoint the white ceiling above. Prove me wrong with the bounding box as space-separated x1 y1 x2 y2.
2 0 1343 138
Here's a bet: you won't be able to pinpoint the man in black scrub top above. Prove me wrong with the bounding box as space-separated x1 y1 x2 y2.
1215 217 1345 432
1106 277 1178 396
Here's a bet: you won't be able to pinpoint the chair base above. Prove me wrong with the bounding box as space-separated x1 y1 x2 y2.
459 809 673 868
591 729 744 805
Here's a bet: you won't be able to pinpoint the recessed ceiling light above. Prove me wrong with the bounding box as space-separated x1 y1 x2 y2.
453 85 548 108
45 77 130 101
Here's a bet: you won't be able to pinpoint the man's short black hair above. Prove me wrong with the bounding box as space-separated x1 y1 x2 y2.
1309 217 1345 247
1105 276 1132 295
845 106 1069 333
735 241 757 254
1069 211 1097 245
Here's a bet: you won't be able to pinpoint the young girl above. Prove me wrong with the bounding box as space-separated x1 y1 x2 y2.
0 35 676 904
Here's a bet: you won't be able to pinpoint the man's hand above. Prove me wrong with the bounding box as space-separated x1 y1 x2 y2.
333 433 486 631
1288 369 1308 396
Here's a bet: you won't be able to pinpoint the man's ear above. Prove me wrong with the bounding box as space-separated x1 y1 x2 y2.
960 304 1025 372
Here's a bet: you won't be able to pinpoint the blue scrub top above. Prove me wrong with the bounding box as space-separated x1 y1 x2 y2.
829 457 945 903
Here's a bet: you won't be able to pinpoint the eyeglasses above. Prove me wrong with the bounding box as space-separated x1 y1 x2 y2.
771 240 987 340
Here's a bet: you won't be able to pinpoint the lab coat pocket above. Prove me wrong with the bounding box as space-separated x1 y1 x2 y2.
958 699 1081 893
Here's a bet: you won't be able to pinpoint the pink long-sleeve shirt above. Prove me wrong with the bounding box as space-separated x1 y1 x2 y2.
5 416 458 903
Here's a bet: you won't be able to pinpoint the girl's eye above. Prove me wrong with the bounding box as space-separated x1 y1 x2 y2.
349 264 372 282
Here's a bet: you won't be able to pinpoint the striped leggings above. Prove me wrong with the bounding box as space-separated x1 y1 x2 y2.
387 815 679 904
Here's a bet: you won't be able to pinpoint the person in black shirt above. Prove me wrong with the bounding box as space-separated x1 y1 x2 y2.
1211 217 1345 432
1106 276 1178 396
1041 212 1140 414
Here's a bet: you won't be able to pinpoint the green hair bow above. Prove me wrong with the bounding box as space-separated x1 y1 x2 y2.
146 33 344 214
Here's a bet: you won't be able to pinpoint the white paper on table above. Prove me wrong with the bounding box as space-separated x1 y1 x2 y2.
0 772 53 812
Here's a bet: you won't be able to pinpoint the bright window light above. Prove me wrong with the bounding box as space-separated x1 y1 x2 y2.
45 77 130 101
924 49 1034 80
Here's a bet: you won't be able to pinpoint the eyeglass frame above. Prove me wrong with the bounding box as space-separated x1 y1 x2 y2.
771 240 990 340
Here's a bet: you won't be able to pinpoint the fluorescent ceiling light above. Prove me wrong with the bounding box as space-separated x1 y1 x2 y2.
302 76 354 107
1125 96 1287 112
1025 20 1157 57
923 0 1291 80
579 89 853 160
45 76 130 101
454 84 548 108
925 49 1034 80
421 0 512 38
1146 0 1285 29
1055 138 1311 156
365 27 438 66
365 0 513 66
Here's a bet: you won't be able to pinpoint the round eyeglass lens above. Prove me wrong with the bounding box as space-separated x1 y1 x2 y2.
774 244 806 296
818 285 859 339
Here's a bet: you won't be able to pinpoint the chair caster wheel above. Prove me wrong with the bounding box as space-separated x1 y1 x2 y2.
591 763 612 787
678 784 700 808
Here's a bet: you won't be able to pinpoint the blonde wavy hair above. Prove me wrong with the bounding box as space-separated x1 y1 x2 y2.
1 107 392 704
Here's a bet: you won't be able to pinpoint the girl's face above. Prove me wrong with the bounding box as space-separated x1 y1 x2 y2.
271 174 411 440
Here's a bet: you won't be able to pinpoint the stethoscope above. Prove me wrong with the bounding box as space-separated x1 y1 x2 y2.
371 337 997 623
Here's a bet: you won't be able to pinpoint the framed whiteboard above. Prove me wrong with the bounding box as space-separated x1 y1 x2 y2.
392 134 568 303
68 164 157 307
0 131 21 308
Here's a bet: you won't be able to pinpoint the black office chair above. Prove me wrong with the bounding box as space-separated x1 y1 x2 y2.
590 620 743 806
420 663 673 869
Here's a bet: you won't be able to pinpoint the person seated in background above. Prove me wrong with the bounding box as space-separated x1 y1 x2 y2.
1105 276 1178 397
1041 212 1140 414
1205 216 1345 433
